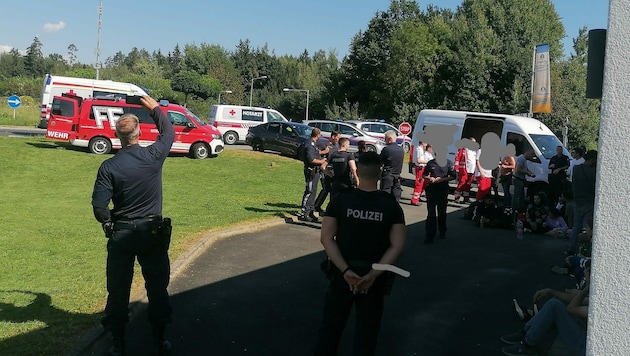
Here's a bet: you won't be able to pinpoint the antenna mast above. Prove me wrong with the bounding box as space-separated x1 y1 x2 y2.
95 0 103 79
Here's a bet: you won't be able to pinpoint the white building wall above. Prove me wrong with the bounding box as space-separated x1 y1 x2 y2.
588 1 630 355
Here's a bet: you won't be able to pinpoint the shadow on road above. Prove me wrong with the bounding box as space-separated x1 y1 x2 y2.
84 207 573 356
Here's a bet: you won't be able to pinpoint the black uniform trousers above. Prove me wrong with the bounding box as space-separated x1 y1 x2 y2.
301 168 320 216
315 175 333 210
425 187 449 239
380 174 402 202
102 223 172 336
314 269 387 356
330 179 352 204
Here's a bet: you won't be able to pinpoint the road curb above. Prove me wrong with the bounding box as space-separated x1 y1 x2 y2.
66 217 289 356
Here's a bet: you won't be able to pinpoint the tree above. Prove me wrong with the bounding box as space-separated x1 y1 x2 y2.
171 70 221 104
539 27 600 149
0 49 25 78
67 44 78 66
24 37 45 78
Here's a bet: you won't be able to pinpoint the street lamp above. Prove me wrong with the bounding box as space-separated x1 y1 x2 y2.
218 90 232 104
283 88 310 121
249 75 268 107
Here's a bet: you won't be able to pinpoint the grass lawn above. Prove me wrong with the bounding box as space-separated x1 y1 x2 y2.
0 137 304 355
0 97 40 127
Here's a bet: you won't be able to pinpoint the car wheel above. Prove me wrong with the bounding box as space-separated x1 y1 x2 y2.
252 138 264 152
89 137 112 155
366 144 377 152
223 131 238 145
403 142 410 153
190 142 209 159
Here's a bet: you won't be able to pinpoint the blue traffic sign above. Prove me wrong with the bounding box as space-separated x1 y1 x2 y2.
7 95 21 109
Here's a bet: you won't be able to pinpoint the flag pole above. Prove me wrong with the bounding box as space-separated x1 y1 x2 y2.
529 45 536 118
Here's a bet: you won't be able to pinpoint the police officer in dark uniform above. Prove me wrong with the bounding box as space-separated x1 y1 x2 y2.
314 131 340 214
379 130 405 202
92 95 175 356
422 155 456 244
300 127 327 223
329 137 359 202
314 152 406 355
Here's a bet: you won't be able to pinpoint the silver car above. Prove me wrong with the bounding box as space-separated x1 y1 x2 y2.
302 120 386 153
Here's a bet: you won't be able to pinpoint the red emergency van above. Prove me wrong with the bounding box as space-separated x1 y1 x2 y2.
45 94 224 159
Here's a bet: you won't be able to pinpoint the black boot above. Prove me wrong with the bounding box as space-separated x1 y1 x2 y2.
153 326 172 355
108 330 125 356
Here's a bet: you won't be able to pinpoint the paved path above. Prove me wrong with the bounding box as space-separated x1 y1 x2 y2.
76 175 574 356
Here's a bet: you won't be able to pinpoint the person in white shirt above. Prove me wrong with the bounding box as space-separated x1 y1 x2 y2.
566 147 585 183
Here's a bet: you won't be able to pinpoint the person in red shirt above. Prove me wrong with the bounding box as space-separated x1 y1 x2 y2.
453 138 477 203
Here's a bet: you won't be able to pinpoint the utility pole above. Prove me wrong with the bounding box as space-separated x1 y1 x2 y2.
95 0 103 80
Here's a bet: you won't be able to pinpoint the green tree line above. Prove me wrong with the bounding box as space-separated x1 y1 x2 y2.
0 0 599 149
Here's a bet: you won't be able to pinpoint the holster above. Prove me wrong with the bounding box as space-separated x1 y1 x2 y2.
320 258 334 280
157 217 173 251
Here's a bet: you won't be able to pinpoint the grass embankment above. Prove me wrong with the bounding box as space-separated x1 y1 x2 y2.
0 137 303 355
0 97 40 127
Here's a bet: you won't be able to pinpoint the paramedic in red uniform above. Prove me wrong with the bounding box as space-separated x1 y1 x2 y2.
454 138 477 203
92 95 175 356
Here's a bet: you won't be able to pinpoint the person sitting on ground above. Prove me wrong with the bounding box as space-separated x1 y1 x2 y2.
474 194 500 228
524 192 550 233
503 263 590 356
543 208 569 238
551 218 593 284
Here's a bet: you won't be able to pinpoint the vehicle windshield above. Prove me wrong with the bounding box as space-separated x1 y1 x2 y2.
291 125 313 138
186 108 205 126
530 134 569 159
268 111 287 122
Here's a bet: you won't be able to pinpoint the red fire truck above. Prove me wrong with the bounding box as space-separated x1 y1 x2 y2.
45 94 224 159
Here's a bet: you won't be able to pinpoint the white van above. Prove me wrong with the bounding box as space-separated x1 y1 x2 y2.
207 105 288 145
38 74 148 128
412 109 570 192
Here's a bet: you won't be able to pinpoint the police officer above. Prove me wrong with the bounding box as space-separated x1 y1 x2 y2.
329 137 359 202
300 127 327 223
379 130 405 202
422 154 457 243
314 131 340 214
92 95 175 356
314 151 406 355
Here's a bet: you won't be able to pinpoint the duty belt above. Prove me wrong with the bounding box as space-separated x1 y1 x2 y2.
114 215 162 230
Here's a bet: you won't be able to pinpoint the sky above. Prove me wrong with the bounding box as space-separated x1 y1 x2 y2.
0 0 610 66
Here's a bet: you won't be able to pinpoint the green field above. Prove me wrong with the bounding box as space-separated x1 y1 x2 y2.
0 96 40 127
0 137 304 355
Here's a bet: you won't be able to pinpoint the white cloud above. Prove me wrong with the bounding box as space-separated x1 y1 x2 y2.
43 21 66 33
0 45 13 54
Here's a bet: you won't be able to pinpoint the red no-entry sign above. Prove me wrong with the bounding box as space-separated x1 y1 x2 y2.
398 122 412 135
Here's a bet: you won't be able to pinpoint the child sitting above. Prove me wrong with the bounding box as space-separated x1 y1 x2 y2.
525 192 550 233
543 208 569 237
475 194 500 228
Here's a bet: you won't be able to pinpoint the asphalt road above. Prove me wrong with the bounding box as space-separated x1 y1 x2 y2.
75 174 574 356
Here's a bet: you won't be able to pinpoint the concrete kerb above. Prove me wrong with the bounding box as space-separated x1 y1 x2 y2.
67 216 289 356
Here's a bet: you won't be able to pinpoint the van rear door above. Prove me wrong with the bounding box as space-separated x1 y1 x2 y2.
46 97 79 141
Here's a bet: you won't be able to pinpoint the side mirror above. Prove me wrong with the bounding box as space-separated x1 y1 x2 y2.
186 122 195 128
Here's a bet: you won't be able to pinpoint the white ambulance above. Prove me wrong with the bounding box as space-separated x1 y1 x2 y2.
412 109 570 193
38 74 147 128
207 105 288 145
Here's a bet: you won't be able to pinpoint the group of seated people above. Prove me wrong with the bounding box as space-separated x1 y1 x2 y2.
470 187 572 238
499 220 593 355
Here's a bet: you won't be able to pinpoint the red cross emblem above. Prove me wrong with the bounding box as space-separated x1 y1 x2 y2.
229 109 236 116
